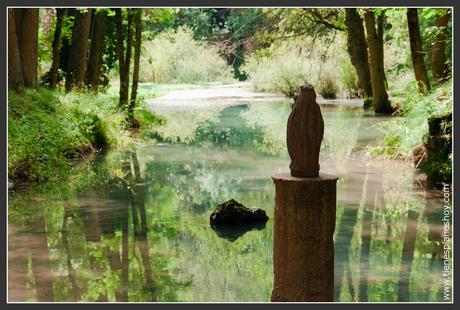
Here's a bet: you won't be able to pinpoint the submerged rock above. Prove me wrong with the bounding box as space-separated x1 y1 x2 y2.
210 199 269 242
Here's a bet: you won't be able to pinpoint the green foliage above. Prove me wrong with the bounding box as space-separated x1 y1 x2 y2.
339 59 360 98
9 91 77 181
142 9 178 42
370 80 452 157
257 8 345 45
242 41 311 98
384 10 412 75
420 8 452 72
243 34 349 99
8 87 162 183
317 74 339 99
37 9 55 75
140 26 234 84
173 8 268 80
419 152 452 185
8 89 81 182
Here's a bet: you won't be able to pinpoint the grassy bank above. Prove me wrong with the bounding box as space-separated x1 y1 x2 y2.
8 87 163 184
370 79 452 182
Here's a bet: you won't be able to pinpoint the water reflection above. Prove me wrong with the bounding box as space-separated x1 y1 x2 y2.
8 100 449 302
211 221 268 242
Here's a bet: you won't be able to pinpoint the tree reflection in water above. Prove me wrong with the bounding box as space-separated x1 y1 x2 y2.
8 103 448 302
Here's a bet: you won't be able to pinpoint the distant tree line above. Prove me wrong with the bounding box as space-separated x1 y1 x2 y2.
8 8 452 116
8 8 144 126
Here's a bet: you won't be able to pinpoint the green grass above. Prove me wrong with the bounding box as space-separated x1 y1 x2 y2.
8 87 163 183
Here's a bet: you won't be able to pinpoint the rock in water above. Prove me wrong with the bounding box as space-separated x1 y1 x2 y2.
287 84 324 177
210 199 268 225
210 199 269 242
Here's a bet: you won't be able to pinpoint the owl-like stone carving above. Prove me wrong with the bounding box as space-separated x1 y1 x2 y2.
286 84 324 177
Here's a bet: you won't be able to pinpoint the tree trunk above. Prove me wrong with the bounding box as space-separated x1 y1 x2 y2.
376 11 388 87
364 10 393 114
58 9 75 79
407 8 430 93
431 12 450 83
65 8 92 91
116 9 134 109
8 9 23 91
86 10 107 91
129 9 143 125
15 8 39 88
49 8 67 89
344 9 373 108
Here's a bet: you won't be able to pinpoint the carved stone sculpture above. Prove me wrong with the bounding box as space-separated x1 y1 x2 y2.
286 84 324 177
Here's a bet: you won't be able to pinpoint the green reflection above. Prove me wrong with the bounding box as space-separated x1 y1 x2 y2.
8 101 448 302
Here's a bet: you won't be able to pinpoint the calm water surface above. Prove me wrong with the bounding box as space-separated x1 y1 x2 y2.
8 92 449 302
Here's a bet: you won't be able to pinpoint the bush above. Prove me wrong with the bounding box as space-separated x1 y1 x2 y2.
339 60 360 98
140 26 235 84
370 80 452 157
317 75 339 99
242 35 349 99
242 42 311 98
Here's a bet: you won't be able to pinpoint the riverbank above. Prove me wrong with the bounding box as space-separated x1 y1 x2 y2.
7 87 163 186
7 82 246 188
8 80 452 188
370 80 452 186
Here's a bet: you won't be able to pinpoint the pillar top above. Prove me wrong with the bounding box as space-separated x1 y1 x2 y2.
272 172 338 183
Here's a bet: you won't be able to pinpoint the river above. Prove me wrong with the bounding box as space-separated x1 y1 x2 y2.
8 84 448 302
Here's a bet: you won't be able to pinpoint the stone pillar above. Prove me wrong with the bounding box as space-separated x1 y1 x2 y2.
271 172 338 302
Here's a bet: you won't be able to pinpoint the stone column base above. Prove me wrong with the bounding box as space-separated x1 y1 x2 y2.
271 172 338 302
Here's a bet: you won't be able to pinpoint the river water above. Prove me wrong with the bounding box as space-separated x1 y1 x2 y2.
8 85 449 302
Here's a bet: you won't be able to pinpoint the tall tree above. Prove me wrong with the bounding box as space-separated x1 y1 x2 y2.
49 8 67 89
407 8 430 93
376 10 387 86
65 8 92 91
86 9 107 91
15 8 39 88
344 9 373 108
115 8 134 109
363 10 393 114
431 11 450 83
128 9 143 125
8 9 23 91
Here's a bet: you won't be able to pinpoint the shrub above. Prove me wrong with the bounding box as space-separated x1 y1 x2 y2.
317 75 339 99
243 35 349 99
370 80 452 157
242 43 311 98
339 60 360 98
140 26 235 84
